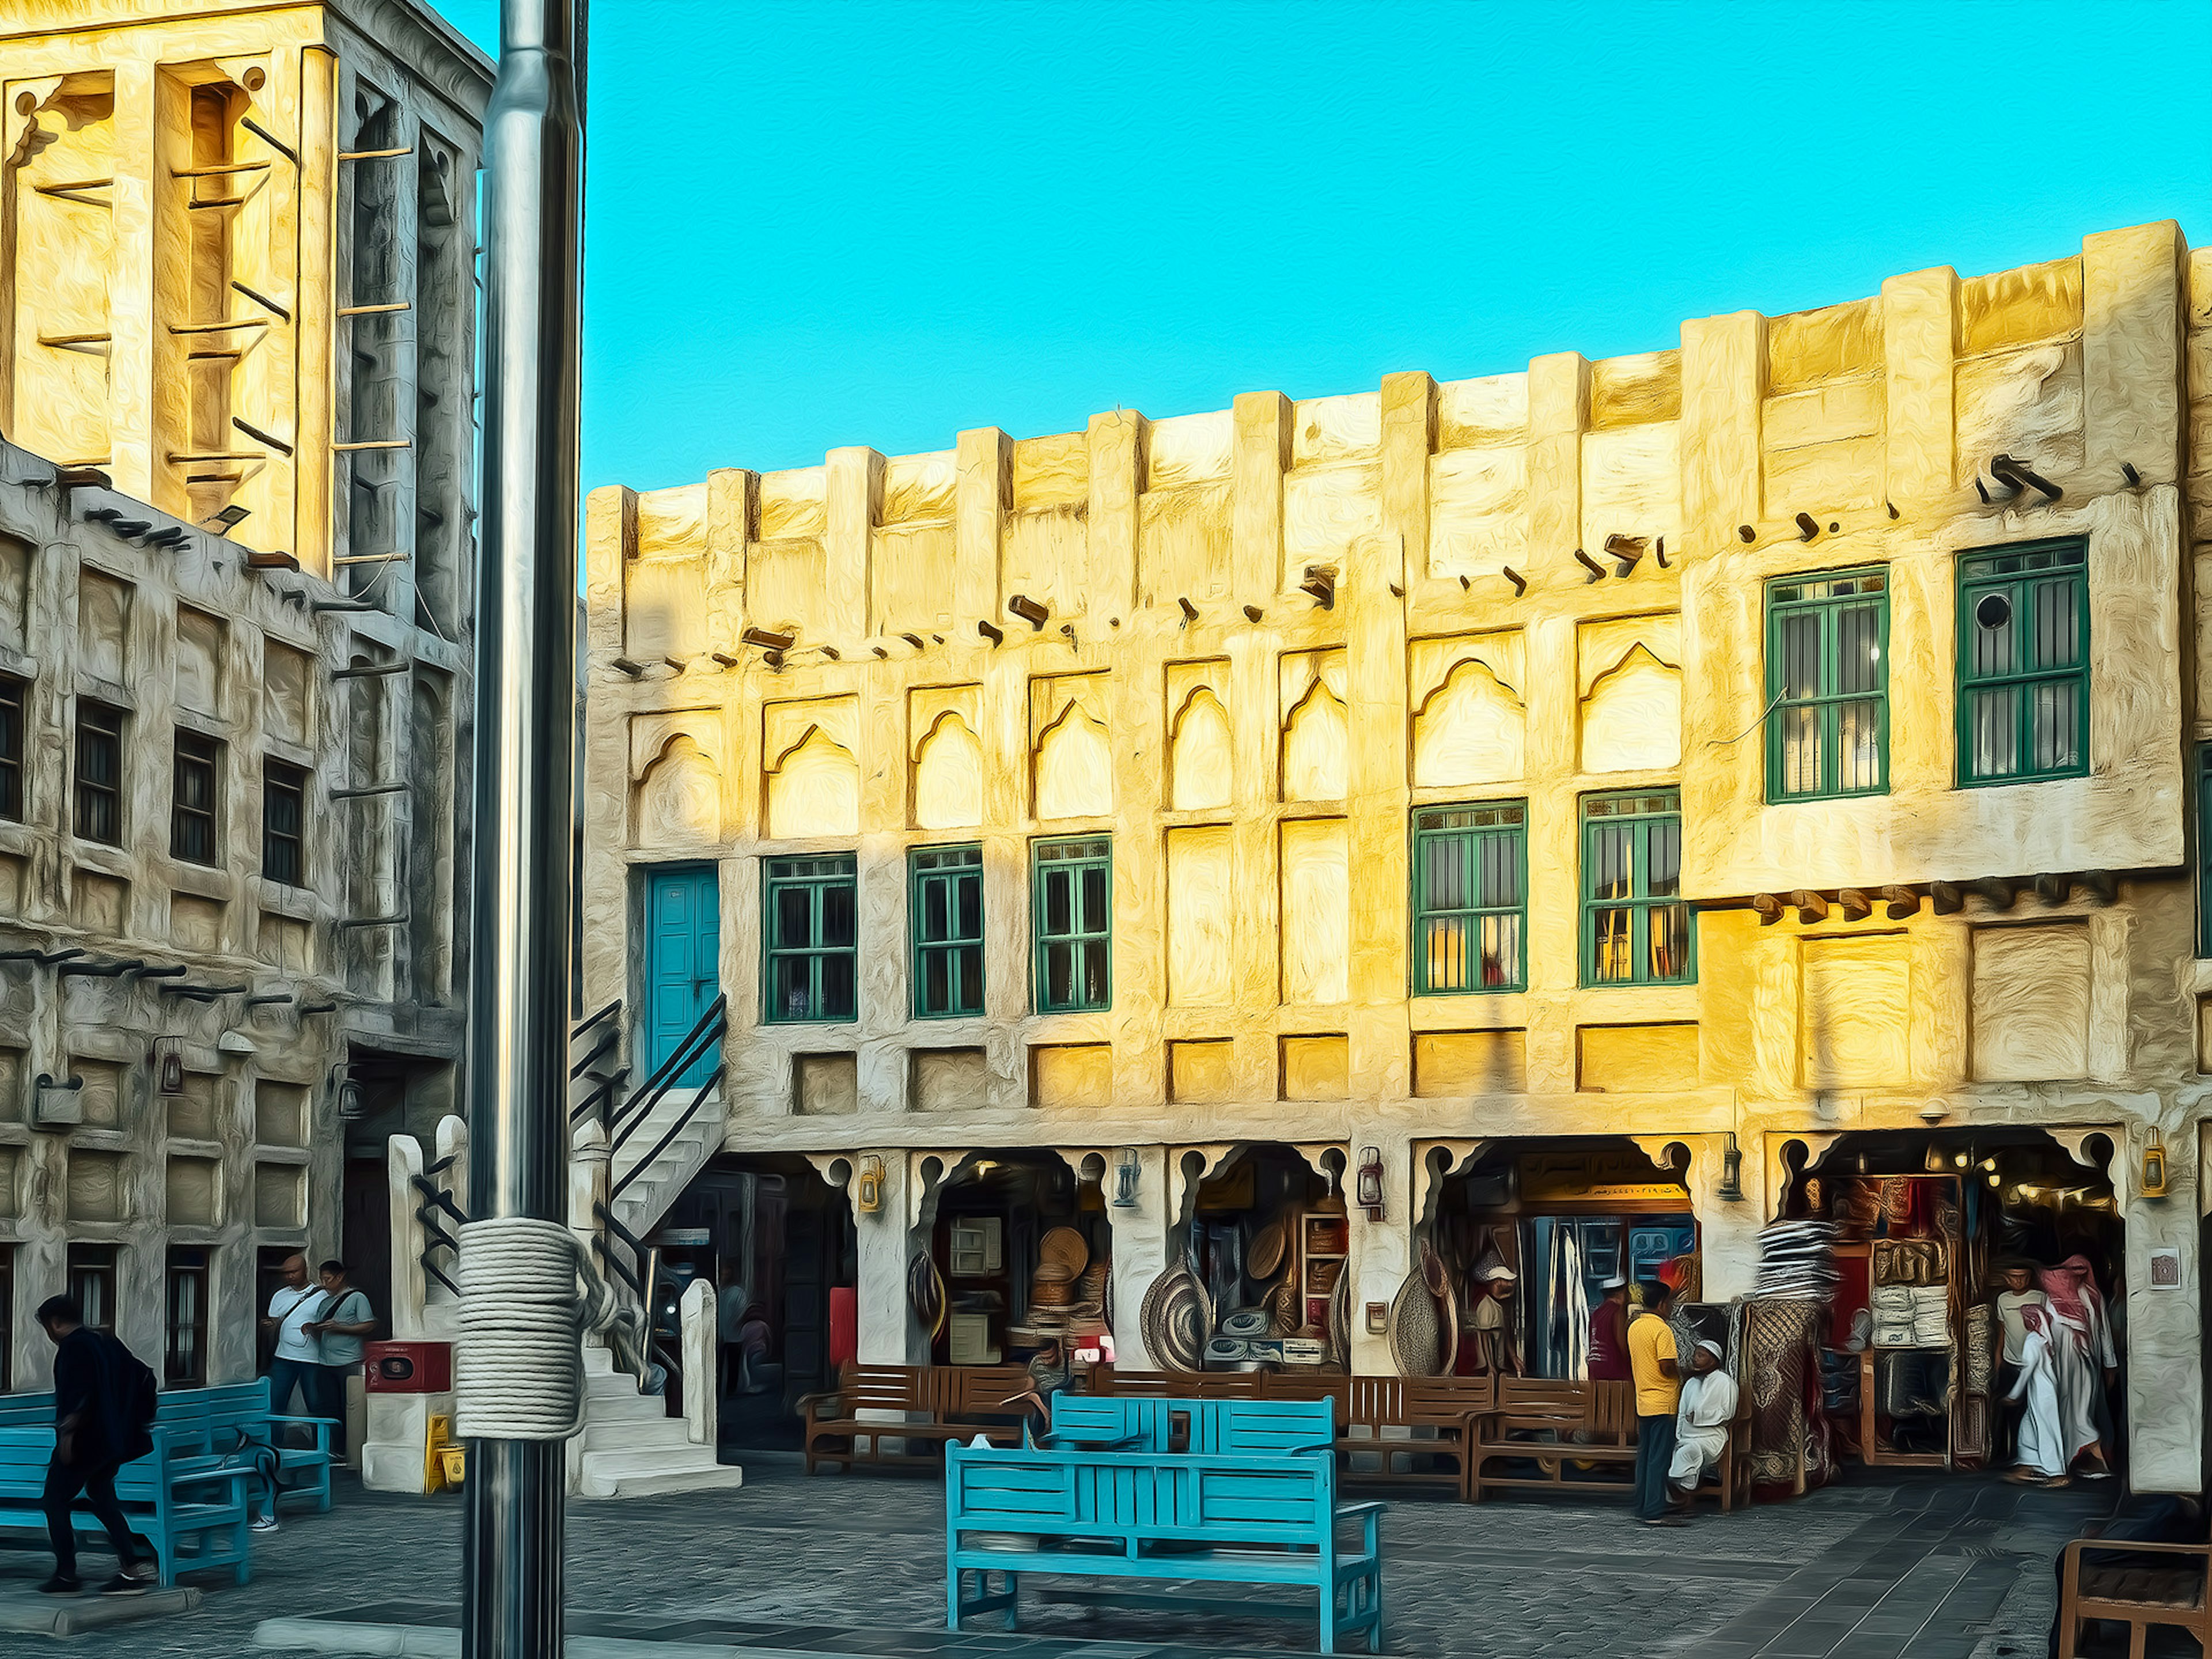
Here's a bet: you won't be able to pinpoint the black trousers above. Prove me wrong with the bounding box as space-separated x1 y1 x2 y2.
44 1457 138 1577
1634 1412 1679 1520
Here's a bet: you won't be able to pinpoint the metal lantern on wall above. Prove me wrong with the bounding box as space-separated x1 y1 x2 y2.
1356 1146 1384 1219
1717 1132 1744 1202
1112 1148 1141 1209
855 1155 886 1214
2142 1130 2169 1199
151 1036 186 1097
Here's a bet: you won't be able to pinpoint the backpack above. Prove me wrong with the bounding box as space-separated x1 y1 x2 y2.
115 1341 157 1464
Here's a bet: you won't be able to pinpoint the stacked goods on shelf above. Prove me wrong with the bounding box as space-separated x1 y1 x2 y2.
1754 1220 1840 1298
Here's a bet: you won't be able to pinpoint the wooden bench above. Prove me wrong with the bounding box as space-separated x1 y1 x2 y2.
0 1425 253 1587
1338 1376 1496 1500
946 1402 1382 1655
2058 1537 2212 1658
0 1378 336 1519
1089 1365 1266 1399
800 1363 1032 1474
1469 1379 1638 1503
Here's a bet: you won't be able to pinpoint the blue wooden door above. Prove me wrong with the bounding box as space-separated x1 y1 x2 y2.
646 865 719 1084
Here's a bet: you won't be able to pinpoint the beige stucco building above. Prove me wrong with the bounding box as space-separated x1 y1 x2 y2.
583 223 2211 1490
0 0 486 1394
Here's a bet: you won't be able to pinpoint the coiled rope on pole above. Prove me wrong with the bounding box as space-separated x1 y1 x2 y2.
454 1215 618 1440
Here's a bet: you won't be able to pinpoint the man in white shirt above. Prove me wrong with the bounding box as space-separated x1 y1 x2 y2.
255 1253 320 1531
1669 1339 1738 1507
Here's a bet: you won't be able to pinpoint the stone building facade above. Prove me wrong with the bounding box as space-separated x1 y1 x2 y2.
582 223 2212 1491
0 0 486 1391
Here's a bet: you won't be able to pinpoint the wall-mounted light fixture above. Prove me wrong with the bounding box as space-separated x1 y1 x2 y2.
1717 1132 1744 1203
855 1155 886 1214
2142 1129 2169 1199
1112 1149 1141 1209
1356 1146 1384 1219
151 1036 186 1097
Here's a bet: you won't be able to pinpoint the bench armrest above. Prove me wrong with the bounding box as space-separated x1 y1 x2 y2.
1333 1500 1388 1521
2066 1539 2212 1563
1032 1431 1143 1450
796 1392 843 1422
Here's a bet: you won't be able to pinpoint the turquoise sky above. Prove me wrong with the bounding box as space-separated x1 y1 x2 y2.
438 1 2210 496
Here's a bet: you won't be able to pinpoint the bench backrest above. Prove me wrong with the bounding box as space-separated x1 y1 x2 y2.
1589 1378 1639 1441
1404 1374 1497 1425
1260 1372 1346 1409
1039 1395 1176 1450
941 1366 1035 1422
834 1362 930 1414
0 1423 203 1506
1188 1397 1335 1457
1090 1366 1266 1399
1497 1377 1588 1421
948 1442 1335 1542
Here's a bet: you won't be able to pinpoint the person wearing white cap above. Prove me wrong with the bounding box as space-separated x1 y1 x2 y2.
1468 1263 1518 1376
1668 1339 1738 1507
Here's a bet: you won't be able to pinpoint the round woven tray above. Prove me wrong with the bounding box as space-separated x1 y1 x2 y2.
1040 1227 1090 1279
1248 1218 1286 1281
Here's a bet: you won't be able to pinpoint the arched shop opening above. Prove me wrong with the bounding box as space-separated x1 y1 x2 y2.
917 1152 1113 1367
653 1153 856 1452
1775 1130 2121 1475
1423 1138 1696 1380
1158 1144 1350 1373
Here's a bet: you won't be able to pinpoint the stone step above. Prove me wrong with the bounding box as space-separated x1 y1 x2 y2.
575 1446 744 1499
579 1412 690 1452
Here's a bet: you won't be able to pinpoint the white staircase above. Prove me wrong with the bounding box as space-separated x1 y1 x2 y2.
574 1343 742 1499
609 1081 722 1237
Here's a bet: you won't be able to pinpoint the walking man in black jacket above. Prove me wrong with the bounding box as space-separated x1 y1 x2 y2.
36 1295 155 1595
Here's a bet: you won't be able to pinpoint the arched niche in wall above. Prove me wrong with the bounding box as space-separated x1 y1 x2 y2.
1033 701 1112 821
1168 687 1232 812
1281 680 1347 802
766 725 860 839
1412 658 1524 787
912 710 983 830
632 732 724 847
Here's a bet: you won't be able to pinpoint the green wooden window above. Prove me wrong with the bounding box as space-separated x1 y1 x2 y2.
764 854 857 1023
1766 566 1889 802
1581 789 1693 986
1956 538 2088 786
1032 836 1110 1013
912 844 984 1018
1411 801 1526 994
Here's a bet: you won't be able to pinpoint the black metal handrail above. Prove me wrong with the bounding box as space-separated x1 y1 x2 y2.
608 993 728 1152
410 1161 467 1300
569 1065 629 1124
574 996 621 1039
570 1021 619 1082
593 1200 677 1395
609 1061 726 1201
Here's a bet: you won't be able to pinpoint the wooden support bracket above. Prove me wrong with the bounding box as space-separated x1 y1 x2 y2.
1789 889 1828 926
1838 888 1872 922
1751 893 1784 926
1879 885 1921 921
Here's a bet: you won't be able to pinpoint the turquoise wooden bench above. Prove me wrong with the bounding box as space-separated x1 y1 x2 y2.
0 1378 336 1518
0 1425 252 1587
948 1399 1383 1655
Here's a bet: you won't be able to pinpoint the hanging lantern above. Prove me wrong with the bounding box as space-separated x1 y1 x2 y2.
855 1155 885 1214
1717 1132 1744 1203
151 1037 185 1097
2142 1130 2169 1199
1356 1146 1384 1219
1111 1149 1141 1209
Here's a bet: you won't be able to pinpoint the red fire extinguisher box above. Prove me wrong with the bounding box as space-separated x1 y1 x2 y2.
365 1340 452 1394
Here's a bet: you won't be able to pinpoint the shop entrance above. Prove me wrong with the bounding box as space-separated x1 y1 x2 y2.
1781 1131 2122 1477
1171 1145 1349 1373
1426 1138 1695 1380
922 1153 1111 1366
654 1154 855 1452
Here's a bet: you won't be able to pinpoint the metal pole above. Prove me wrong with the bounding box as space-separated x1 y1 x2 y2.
462 1 585 1656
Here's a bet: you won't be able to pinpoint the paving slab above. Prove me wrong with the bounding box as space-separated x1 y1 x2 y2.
0 1580 200 1637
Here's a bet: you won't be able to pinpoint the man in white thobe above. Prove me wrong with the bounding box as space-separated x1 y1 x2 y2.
2005 1305 2068 1484
1669 1340 1737 1502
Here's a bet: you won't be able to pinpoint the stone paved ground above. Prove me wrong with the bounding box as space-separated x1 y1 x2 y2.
0 1456 2142 1657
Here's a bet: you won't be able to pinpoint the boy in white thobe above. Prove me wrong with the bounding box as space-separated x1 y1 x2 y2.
2005 1305 2068 1484
1669 1340 1737 1501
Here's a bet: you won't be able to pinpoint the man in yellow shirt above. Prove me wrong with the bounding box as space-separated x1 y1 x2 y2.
1626 1281 1682 1525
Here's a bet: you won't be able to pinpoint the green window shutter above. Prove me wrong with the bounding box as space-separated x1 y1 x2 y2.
1032 835 1112 1012
1410 801 1527 994
911 844 985 1018
1580 789 1694 987
1764 566 1891 802
1955 538 2089 787
763 853 858 1023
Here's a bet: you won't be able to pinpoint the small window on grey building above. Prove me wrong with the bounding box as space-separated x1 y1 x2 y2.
172 730 221 866
66 1242 118 1332
165 1246 210 1387
263 761 306 887
0 676 24 821
74 702 123 846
